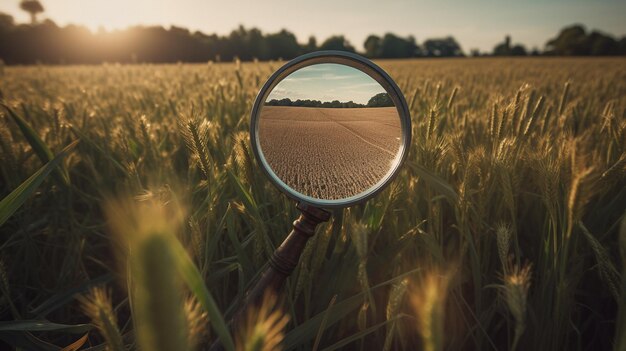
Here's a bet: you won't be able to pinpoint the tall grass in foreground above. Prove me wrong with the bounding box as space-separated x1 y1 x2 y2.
410 270 451 351
236 294 290 351
78 287 124 351
0 58 624 350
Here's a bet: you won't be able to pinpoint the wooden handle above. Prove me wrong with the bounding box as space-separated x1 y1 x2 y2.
208 202 330 351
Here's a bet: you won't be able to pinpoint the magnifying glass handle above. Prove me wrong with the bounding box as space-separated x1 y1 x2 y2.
208 202 330 351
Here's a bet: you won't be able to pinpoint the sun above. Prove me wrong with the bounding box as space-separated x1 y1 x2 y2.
12 0 165 31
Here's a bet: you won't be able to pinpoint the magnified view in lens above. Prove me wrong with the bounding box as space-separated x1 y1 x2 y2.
257 63 402 201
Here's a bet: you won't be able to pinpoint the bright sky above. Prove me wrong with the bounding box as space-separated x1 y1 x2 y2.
1 0 625 52
266 64 386 104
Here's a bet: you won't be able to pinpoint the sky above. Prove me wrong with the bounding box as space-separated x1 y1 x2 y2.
266 64 386 104
1 0 625 52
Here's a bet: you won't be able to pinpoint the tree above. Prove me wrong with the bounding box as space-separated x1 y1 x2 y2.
367 92 394 107
364 35 381 58
493 35 511 55
587 31 619 55
493 35 527 56
470 48 481 57
423 37 464 57
510 45 527 56
0 13 14 30
545 24 622 56
20 0 44 24
319 35 355 53
545 24 588 55
303 36 317 53
364 33 421 58
245 27 269 60
619 37 626 55
265 29 300 59
378 33 420 58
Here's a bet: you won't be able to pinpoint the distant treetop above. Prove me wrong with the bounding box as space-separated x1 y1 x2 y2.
265 93 394 108
545 24 625 56
366 93 394 107
319 35 355 53
19 0 44 24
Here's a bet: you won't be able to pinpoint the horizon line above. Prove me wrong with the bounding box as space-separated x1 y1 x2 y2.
2 11 625 54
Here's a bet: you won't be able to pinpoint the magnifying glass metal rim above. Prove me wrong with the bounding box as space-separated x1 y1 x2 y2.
249 50 412 208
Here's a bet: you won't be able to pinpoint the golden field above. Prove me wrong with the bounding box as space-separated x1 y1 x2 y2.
259 106 400 200
0 58 625 350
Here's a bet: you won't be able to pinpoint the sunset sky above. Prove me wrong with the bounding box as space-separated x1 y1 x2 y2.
267 63 386 104
1 0 625 52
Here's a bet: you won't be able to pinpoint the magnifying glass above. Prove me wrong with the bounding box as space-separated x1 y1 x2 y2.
211 51 411 349
252 51 411 207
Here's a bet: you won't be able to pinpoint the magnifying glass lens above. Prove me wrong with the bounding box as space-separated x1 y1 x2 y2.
250 52 411 208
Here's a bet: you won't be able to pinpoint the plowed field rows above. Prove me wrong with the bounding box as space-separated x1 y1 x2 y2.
258 106 401 199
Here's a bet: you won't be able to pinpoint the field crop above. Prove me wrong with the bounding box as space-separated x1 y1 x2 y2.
0 58 625 351
258 106 400 199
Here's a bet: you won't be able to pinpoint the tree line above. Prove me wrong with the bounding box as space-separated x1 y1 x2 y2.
266 93 394 109
1 3 625 64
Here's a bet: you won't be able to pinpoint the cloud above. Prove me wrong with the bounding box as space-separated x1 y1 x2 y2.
341 82 381 89
321 73 354 80
299 65 334 72
282 73 354 83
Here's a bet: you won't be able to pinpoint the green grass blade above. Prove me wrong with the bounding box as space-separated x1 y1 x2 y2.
2 103 70 186
2 103 53 161
226 168 265 230
68 124 127 174
167 235 235 351
0 320 92 333
225 205 254 277
312 295 337 351
408 162 458 203
0 139 79 227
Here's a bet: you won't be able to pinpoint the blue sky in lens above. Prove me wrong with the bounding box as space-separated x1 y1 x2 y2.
266 64 386 105
1 0 624 52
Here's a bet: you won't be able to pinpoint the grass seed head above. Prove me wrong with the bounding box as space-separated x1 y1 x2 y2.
410 270 451 351
185 296 209 348
78 287 125 351
501 262 532 351
105 197 190 351
496 223 512 271
236 293 289 351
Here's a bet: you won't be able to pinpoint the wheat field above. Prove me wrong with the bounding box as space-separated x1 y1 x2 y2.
0 58 625 351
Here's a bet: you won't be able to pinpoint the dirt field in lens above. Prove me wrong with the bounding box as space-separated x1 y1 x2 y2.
259 106 401 200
